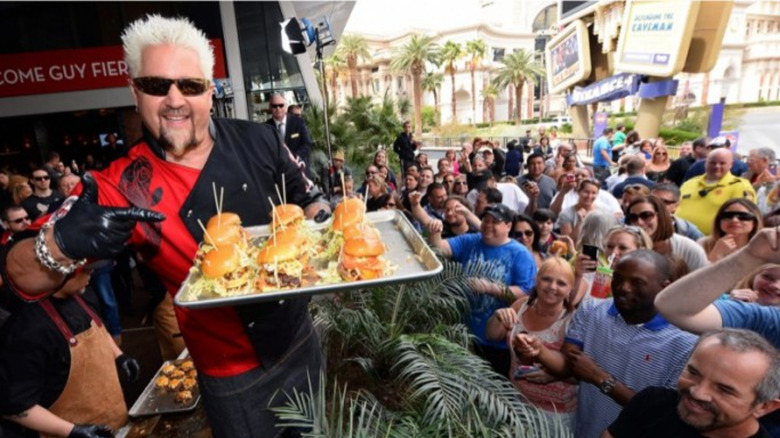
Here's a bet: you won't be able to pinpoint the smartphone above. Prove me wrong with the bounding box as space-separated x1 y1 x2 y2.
566 173 576 183
770 163 777 176
522 180 533 189
583 244 599 271
513 365 540 379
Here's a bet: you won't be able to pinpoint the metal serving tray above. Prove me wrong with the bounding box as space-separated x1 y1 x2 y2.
128 359 201 418
174 210 443 309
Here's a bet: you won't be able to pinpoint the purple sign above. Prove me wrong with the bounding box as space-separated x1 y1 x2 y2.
594 111 609 138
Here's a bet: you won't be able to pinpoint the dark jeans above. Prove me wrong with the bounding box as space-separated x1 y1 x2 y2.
90 261 121 336
593 165 611 184
198 321 323 438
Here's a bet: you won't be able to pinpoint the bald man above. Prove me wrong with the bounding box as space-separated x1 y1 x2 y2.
676 149 755 235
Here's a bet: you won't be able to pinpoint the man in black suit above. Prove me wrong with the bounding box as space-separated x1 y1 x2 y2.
266 93 312 176
393 120 416 179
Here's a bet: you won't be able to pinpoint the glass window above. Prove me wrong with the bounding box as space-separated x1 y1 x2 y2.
492 48 505 61
234 2 310 122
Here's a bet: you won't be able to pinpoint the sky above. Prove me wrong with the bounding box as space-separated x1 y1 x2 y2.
343 0 489 36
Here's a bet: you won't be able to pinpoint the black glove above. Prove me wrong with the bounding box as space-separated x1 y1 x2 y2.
313 209 331 223
68 424 114 438
115 354 140 382
53 172 165 261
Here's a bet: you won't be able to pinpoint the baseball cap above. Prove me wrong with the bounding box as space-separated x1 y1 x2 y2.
481 204 515 223
708 136 730 149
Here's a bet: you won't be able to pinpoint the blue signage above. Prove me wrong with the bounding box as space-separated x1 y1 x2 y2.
567 73 644 106
567 73 678 107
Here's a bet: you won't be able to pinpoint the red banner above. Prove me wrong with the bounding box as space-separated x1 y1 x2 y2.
0 39 227 99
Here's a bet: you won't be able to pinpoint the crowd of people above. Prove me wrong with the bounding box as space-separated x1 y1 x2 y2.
368 125 780 437
1 13 780 438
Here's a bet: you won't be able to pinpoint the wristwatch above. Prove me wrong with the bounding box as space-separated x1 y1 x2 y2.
599 375 617 394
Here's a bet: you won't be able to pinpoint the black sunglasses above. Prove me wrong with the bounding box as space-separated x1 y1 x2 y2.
366 170 377 175
132 77 211 96
514 230 534 238
720 211 756 221
33 175 50 181
10 216 29 224
270 103 285 109
626 210 656 224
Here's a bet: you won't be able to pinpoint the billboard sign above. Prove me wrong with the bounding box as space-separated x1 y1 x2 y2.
546 20 591 95
615 0 700 77
0 39 227 99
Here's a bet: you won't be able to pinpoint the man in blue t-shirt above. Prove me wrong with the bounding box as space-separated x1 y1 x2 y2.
428 203 536 376
592 127 616 183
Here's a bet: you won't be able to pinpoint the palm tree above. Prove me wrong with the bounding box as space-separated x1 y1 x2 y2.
422 71 444 126
482 83 498 125
492 49 545 124
271 260 573 437
441 41 463 123
336 34 370 99
391 34 440 138
465 39 487 124
323 53 346 107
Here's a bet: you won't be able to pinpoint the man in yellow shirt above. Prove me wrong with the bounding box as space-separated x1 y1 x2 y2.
677 148 755 235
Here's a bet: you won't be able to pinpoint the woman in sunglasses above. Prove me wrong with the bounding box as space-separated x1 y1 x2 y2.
625 196 708 272
557 179 600 242
645 144 671 183
699 198 762 263
572 224 653 301
453 176 469 197
512 214 545 269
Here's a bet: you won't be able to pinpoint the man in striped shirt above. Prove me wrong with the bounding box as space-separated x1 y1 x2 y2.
513 250 696 438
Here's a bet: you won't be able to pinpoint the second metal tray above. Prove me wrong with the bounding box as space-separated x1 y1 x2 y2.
128 359 201 418
174 210 443 309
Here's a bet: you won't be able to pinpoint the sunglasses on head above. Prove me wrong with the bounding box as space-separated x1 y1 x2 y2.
626 210 656 224
132 77 211 96
33 175 50 181
270 103 285 109
720 211 756 221
10 216 29 224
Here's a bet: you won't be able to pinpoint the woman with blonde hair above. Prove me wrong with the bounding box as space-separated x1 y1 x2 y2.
11 177 32 206
645 144 671 182
728 263 780 306
486 257 578 432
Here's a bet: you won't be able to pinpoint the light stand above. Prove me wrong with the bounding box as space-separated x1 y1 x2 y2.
314 28 335 170
281 16 337 176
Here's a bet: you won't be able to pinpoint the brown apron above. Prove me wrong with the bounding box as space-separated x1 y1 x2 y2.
38 295 127 437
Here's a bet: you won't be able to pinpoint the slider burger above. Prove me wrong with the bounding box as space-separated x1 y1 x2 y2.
338 227 388 281
271 204 304 231
196 244 254 297
255 226 312 290
203 212 251 250
331 197 365 233
320 197 366 260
